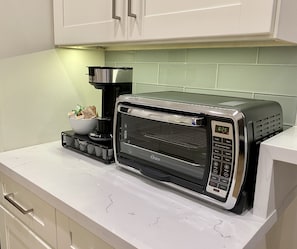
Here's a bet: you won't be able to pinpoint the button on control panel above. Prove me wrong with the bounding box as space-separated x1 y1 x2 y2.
207 121 234 199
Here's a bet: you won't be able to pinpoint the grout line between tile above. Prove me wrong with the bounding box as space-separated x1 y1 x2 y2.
256 48 260 64
157 63 160 85
215 64 219 89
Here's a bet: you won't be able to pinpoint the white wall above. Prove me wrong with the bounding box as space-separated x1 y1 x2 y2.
0 48 104 151
0 0 105 151
0 0 54 59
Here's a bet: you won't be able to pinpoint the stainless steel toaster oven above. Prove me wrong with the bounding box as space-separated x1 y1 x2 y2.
113 91 283 213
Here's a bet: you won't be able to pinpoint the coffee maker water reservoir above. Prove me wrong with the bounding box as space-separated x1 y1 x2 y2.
61 67 133 163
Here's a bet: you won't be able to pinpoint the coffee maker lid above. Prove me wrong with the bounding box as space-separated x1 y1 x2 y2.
88 66 133 85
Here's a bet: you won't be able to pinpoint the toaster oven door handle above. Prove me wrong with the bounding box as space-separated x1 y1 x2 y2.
118 104 205 127
140 167 170 182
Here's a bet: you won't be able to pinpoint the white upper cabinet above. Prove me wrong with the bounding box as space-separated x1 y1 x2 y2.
53 0 297 46
139 0 274 40
53 0 140 44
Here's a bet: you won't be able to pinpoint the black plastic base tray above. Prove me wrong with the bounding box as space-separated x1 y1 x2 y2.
61 130 114 164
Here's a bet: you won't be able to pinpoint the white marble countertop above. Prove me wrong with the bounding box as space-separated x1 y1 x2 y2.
0 141 275 249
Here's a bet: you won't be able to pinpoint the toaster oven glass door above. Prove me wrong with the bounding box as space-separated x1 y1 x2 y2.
117 110 210 184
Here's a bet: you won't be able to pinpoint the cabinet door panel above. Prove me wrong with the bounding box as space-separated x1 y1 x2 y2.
63 0 111 26
56 211 114 249
136 0 275 41
0 206 52 249
54 0 127 45
145 0 240 15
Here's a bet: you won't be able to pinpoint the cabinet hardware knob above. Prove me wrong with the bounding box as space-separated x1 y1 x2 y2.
4 193 34 215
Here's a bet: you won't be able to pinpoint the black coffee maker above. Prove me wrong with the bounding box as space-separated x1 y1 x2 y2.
61 66 132 164
88 66 133 141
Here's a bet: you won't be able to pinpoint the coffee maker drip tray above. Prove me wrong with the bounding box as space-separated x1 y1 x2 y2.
61 130 114 164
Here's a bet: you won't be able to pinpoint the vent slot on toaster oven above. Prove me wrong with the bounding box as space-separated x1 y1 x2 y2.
254 113 282 141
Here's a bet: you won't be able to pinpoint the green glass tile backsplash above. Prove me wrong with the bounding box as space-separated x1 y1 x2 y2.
105 47 297 126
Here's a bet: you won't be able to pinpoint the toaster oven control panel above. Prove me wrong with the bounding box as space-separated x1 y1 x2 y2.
206 121 234 199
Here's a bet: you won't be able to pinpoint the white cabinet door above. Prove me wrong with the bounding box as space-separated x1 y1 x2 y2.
136 0 275 41
53 0 127 45
0 206 53 249
0 205 6 248
56 211 114 249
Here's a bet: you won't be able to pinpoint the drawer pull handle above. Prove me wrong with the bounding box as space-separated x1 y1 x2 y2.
128 0 136 18
4 193 34 215
70 231 78 249
112 0 121 20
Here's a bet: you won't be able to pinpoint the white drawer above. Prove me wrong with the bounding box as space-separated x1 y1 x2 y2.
1 206 54 249
0 173 56 248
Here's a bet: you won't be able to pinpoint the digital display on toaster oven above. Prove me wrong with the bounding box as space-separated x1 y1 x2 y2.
215 125 230 135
